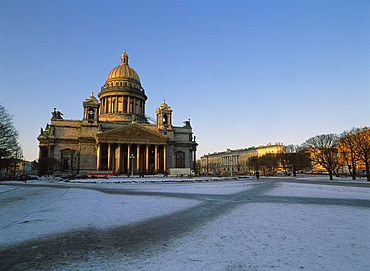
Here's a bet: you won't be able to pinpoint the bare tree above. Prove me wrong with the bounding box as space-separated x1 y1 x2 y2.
0 104 23 171
258 153 278 176
247 156 260 173
281 144 311 176
338 129 361 180
353 127 370 182
303 133 340 180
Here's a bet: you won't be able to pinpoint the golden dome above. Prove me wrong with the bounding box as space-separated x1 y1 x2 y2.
106 51 141 83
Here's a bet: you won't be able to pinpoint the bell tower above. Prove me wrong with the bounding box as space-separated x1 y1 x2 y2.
83 91 99 122
156 99 173 131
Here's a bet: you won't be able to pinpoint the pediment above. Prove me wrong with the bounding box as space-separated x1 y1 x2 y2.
96 123 169 144
83 100 99 106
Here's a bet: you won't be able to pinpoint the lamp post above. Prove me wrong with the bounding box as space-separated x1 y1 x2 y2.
130 153 135 176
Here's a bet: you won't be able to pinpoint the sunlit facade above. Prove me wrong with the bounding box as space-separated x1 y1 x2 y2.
200 143 285 174
37 52 197 176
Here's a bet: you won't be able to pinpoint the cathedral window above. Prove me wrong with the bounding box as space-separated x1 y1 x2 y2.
176 151 185 168
88 108 95 120
123 99 127 113
106 100 110 113
118 97 123 113
129 100 133 113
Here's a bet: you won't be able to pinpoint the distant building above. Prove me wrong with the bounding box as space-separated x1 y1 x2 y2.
200 143 285 174
38 51 197 176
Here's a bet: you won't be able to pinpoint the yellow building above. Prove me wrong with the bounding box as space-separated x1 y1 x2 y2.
200 143 285 174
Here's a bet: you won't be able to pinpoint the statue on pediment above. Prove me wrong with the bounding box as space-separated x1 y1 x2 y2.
51 108 63 120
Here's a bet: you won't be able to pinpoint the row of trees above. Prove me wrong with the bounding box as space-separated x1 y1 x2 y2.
247 147 311 177
248 128 370 181
0 104 23 176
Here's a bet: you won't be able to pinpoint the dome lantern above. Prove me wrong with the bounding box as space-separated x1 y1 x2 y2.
120 51 129 65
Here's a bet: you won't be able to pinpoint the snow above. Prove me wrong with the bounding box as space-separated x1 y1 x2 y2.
1 176 369 270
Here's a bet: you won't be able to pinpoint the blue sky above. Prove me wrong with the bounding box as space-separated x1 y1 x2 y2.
1 0 369 161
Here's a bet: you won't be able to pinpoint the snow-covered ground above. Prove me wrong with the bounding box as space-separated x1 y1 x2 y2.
1 176 369 270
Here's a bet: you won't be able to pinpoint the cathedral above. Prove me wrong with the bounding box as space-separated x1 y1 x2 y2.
38 51 198 176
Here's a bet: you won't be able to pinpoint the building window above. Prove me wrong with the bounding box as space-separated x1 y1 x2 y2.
176 151 185 168
123 99 127 113
88 109 95 120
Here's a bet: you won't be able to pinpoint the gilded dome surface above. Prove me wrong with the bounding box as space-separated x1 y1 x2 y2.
106 51 141 83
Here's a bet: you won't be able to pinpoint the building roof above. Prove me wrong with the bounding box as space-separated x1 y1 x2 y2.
201 143 285 158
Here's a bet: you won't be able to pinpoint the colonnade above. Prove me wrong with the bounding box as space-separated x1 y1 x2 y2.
100 95 145 115
221 155 239 166
96 143 166 175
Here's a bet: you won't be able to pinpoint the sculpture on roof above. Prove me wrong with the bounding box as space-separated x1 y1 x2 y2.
183 119 191 128
51 108 63 120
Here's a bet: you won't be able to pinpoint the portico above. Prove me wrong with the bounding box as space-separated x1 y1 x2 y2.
95 123 169 174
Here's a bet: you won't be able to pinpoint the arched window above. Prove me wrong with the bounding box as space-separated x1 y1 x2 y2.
176 151 185 168
106 100 110 113
61 149 74 171
123 99 127 113
88 108 95 120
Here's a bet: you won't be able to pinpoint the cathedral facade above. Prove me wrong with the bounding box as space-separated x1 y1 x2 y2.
38 52 197 176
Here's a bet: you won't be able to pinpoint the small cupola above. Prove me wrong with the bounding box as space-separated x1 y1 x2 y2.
156 99 173 131
83 91 99 122
120 51 129 65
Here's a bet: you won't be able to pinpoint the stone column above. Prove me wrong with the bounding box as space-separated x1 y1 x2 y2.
146 145 149 174
193 148 197 171
127 96 131 113
96 143 101 171
137 145 140 171
164 145 167 173
116 95 118 113
154 145 158 173
116 144 121 174
127 144 131 173
107 143 112 170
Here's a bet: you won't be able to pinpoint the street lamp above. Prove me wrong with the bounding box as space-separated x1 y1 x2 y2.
130 153 135 176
